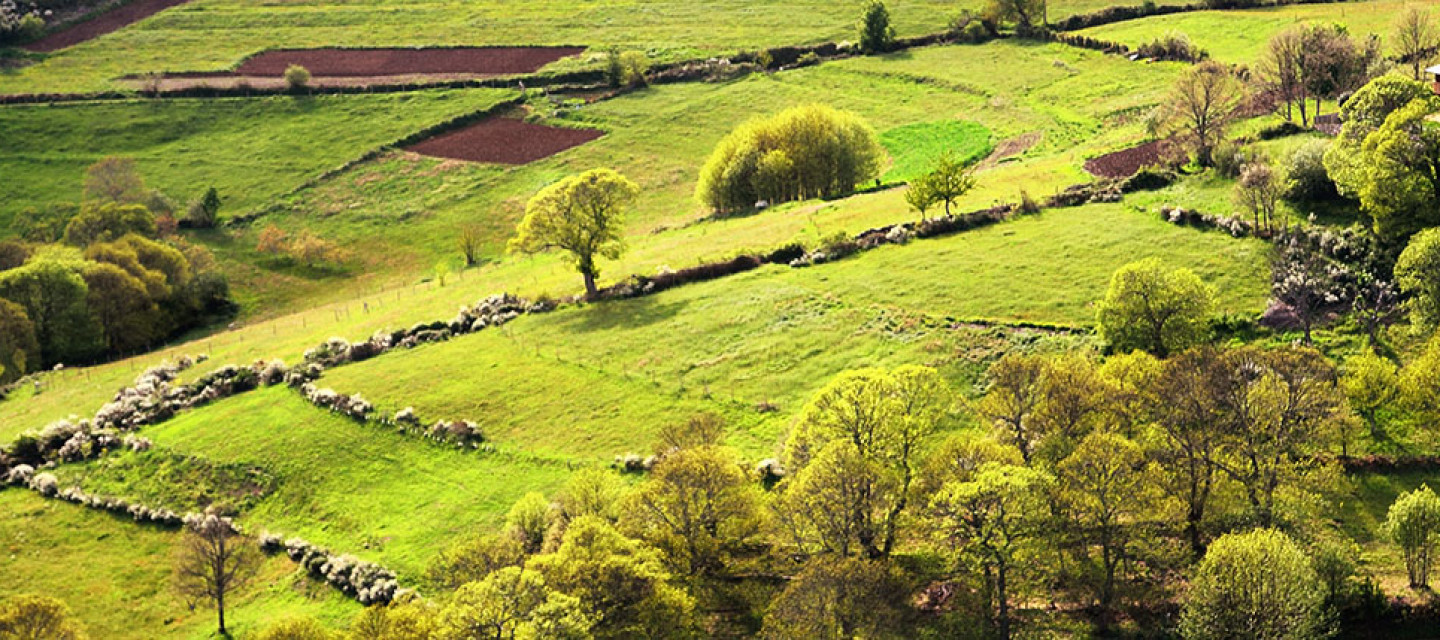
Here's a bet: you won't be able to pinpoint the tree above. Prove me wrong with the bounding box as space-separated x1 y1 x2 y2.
760 557 910 639
185 187 222 228
904 179 935 221
1270 240 1344 345
1340 351 1399 447
0 299 38 385
284 64 311 90
426 534 525 591
1323 76 1440 240
255 617 336 640
1401 336 1440 427
82 157 146 205
1057 432 1157 615
509 169 639 298
1396 228 1440 334
928 463 1051 640
975 354 1048 462
0 594 87 640
173 513 260 636
1299 25 1380 120
529 516 697 639
458 224 484 267
984 0 1047 31
62 203 156 247
1385 485 1440 589
1234 162 1284 233
1178 529 1329 640
623 445 762 575
1150 347 1225 558
1260 27 1309 125
917 151 976 217
858 1 895 54
1158 61 1243 167
1393 6 1439 81
507 492 555 554
1353 276 1401 349
1208 346 1344 528
697 105 884 212
82 261 159 352
1096 258 1217 357
779 365 950 558
0 254 105 366
257 224 288 255
349 597 442 640
439 567 592 640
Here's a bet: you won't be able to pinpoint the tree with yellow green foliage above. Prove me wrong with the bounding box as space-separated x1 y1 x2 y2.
509 169 639 298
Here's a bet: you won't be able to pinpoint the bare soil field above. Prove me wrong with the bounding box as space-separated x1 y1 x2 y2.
1084 139 1164 178
23 0 189 53
404 118 603 164
236 46 586 77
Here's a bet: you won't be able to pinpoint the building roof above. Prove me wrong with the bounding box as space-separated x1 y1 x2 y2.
1427 64 1440 75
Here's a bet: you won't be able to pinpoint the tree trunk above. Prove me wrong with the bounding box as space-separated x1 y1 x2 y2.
997 562 1011 640
217 590 226 636
582 271 597 299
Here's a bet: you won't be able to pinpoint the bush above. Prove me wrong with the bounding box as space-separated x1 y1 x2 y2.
697 104 884 213
1179 529 1327 640
184 187 221 228
960 19 990 43
1136 31 1207 62
1284 139 1337 202
858 1 896 54
1210 141 1248 179
284 65 311 90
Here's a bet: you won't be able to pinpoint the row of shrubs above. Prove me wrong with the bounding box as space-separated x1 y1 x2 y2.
5 460 186 527
260 534 403 605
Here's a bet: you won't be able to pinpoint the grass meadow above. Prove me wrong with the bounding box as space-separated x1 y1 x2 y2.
0 490 360 639
1077 0 1440 64
0 0 1195 94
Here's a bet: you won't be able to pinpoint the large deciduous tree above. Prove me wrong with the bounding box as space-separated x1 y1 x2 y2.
1057 431 1158 616
509 168 639 298
1393 6 1440 81
623 444 762 575
777 366 951 558
1157 61 1243 167
1396 228 1440 334
1096 258 1217 357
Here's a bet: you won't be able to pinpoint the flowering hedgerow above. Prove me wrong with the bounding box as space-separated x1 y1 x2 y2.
271 536 404 605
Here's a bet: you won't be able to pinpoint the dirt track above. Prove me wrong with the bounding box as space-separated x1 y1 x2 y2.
24 0 189 53
235 47 586 77
405 118 603 164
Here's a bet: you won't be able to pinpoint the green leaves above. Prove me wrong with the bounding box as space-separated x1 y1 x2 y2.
1096 258 1217 357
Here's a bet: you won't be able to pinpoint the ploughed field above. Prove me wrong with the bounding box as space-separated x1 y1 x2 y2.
405 118 605 164
22 0 190 53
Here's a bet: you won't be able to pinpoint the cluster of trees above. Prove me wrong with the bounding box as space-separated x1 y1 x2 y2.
696 105 885 213
0 159 234 380
1258 23 1384 127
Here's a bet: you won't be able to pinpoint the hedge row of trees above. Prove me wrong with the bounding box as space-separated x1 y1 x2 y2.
0 158 233 381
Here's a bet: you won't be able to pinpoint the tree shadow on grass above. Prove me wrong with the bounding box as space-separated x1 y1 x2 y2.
551 295 691 334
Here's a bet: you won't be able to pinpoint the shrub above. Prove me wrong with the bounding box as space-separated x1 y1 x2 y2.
1385 484 1440 588
284 65 311 90
1018 189 1040 214
1284 139 1337 202
618 51 649 87
697 104 884 213
184 187 221 228
1179 529 1327 640
1210 141 1248 179
1136 31 1207 62
960 19 990 43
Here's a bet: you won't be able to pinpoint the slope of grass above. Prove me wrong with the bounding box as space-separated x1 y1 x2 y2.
0 489 359 639
880 119 992 182
1077 0 1439 64
323 202 1267 460
140 386 574 577
0 89 513 231
0 0 1187 94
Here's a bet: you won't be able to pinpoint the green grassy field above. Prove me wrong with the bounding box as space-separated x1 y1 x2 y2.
1077 0 1440 64
880 119 993 182
0 89 513 232
0 0 1190 95
0 489 360 639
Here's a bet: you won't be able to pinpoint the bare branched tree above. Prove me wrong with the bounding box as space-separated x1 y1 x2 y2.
173 513 259 636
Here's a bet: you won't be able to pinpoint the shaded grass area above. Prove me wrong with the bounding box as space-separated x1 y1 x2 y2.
0 489 359 639
880 119 992 182
53 447 277 513
140 386 575 577
1 0 1182 94
1077 0 1440 64
0 89 513 232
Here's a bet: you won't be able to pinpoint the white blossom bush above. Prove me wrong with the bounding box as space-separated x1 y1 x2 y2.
271 536 398 604
6 464 34 486
424 419 485 447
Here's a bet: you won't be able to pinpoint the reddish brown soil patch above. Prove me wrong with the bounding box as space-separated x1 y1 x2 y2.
129 72 500 92
406 118 603 164
1085 140 1165 178
235 47 585 77
24 0 189 53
